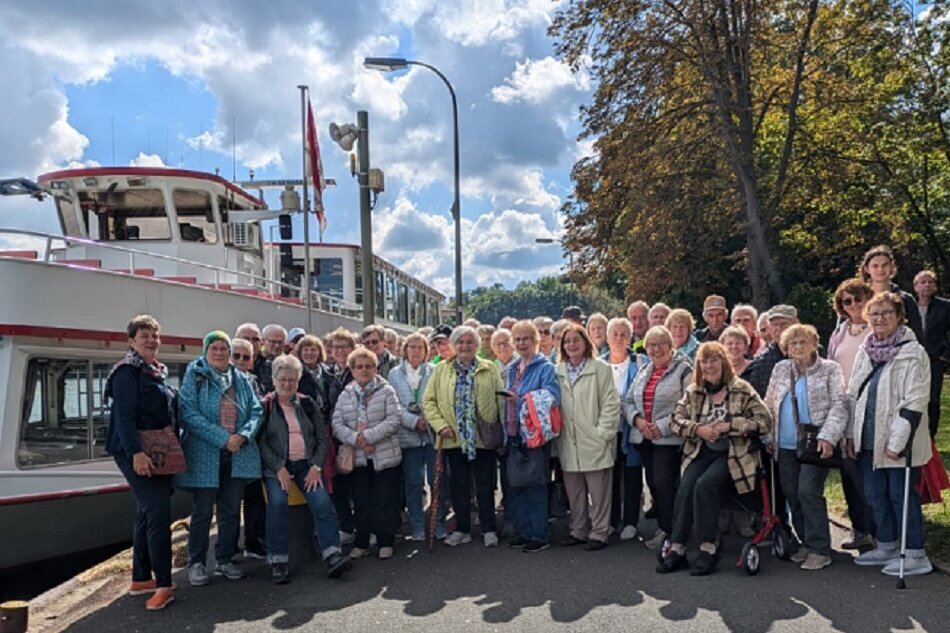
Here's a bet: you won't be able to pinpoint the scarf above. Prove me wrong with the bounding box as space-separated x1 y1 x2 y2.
567 357 587 385
352 377 380 429
104 348 168 400
454 358 478 461
208 364 233 393
863 325 906 364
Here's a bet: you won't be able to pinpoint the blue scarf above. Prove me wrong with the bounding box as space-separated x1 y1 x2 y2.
454 359 478 461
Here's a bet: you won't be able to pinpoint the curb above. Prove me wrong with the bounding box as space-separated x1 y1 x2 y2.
830 512 950 576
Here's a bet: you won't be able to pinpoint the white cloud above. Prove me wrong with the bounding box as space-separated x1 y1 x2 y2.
491 56 588 105
129 152 166 167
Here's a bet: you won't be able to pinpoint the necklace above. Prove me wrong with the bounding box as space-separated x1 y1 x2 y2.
847 322 868 336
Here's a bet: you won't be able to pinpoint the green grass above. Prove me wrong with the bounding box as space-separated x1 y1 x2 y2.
826 377 950 561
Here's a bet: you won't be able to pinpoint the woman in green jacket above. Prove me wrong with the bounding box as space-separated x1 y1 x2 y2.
555 324 621 550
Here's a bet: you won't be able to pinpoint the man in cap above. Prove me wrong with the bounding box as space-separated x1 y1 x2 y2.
695 294 729 343
361 324 400 378
745 305 798 398
286 327 306 353
561 305 585 325
429 324 455 364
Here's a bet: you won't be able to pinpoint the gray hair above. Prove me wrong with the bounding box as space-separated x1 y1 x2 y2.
606 317 633 337
491 328 512 345
731 303 758 321
262 323 288 341
719 325 750 346
450 325 479 347
234 322 261 338
272 353 302 380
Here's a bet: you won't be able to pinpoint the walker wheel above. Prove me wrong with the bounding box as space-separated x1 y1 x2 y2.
773 528 791 561
741 542 760 575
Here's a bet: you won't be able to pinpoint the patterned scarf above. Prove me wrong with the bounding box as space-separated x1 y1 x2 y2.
863 325 906 364
567 358 587 385
352 377 380 430
454 358 478 461
104 348 168 399
207 362 233 393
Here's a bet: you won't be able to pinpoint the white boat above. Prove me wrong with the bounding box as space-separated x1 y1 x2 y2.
0 166 443 573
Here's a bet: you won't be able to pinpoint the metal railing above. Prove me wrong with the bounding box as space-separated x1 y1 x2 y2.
0 228 363 318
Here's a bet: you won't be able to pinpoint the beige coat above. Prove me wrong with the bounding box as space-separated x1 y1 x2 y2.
555 358 620 473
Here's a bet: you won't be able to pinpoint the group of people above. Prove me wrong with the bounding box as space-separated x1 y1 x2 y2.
106 243 948 611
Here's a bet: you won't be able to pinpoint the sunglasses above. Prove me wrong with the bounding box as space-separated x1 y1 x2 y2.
841 296 865 307
232 353 252 362
352 363 376 370
539 329 551 336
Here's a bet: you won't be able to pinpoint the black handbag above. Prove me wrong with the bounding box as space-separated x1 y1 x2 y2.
507 446 548 488
790 372 842 469
476 408 504 450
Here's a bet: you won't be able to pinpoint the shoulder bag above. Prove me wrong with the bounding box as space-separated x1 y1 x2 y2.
791 371 842 469
138 426 186 475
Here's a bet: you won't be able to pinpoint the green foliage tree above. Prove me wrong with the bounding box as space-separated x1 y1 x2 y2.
463 276 624 325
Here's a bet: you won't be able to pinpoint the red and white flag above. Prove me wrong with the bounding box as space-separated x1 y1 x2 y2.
305 98 327 238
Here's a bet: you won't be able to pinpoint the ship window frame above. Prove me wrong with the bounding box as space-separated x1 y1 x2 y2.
172 188 219 244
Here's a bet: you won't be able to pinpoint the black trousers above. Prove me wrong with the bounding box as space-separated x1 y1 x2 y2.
242 479 266 552
446 448 498 534
928 360 945 439
639 441 680 534
331 472 355 533
350 462 401 548
671 447 732 546
610 439 643 528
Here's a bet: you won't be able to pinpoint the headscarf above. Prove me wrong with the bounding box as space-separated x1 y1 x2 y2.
454 358 478 461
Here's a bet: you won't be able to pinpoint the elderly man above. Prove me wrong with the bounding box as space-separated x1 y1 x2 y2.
730 304 761 356
695 294 729 343
477 324 497 361
914 270 949 437
361 324 399 379
648 303 671 328
256 324 288 394
235 322 262 362
626 301 649 342
429 324 455 364
745 305 798 398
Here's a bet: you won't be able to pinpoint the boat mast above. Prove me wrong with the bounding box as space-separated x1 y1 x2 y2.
298 85 314 333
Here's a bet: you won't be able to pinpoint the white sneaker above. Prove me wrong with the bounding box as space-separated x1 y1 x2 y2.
854 543 899 566
378 547 394 560
881 551 933 577
644 530 667 550
483 531 499 547
444 531 472 547
339 531 355 545
620 525 638 541
188 562 210 586
349 547 371 560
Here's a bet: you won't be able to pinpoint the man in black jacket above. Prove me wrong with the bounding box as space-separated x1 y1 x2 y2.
914 270 950 437
745 305 799 398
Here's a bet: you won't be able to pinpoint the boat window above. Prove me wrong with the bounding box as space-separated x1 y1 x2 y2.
386 275 397 321
354 258 363 305
18 357 185 468
408 287 418 326
55 197 86 237
429 296 440 326
374 270 385 318
82 188 172 241
397 282 409 324
314 258 344 300
173 189 218 244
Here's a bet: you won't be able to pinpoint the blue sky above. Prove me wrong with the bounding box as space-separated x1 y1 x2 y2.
0 1 591 294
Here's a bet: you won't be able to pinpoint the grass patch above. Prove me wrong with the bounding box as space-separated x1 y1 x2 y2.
826 377 950 561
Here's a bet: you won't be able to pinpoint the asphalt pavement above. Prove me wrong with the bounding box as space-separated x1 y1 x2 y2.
61 518 950 633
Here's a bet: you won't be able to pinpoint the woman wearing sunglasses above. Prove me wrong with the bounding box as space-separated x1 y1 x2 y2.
231 338 262 398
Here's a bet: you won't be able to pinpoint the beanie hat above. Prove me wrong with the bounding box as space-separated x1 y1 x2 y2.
203 330 232 355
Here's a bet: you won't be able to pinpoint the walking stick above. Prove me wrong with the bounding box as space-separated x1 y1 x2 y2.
897 411 922 590
428 435 444 553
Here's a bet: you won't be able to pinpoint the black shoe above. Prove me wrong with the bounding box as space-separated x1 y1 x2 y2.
656 551 688 574
690 551 719 576
522 540 550 553
244 547 267 560
507 536 529 549
560 535 585 547
584 539 607 551
644 507 657 520
326 552 353 578
271 563 290 585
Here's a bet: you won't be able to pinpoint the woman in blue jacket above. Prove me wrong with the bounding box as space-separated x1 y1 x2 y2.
177 331 262 587
504 320 561 552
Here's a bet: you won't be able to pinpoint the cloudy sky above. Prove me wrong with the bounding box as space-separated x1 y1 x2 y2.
0 0 592 296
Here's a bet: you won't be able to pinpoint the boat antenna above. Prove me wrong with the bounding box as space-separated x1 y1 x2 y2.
232 115 237 181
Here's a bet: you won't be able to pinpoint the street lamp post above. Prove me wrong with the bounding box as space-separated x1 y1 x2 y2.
364 56 462 325
536 237 574 305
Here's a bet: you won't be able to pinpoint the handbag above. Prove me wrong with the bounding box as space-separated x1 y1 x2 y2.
138 426 186 475
476 408 504 450
790 372 842 469
335 444 355 475
506 445 548 488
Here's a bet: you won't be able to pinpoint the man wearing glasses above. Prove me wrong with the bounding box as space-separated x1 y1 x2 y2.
361 324 400 379
256 324 288 394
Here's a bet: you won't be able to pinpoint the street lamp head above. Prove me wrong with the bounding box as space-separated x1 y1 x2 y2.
364 57 410 72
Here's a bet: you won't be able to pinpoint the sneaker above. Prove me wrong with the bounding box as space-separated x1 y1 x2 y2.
560 535 586 547
129 579 157 596
272 563 290 585
620 525 638 541
188 563 210 587
656 551 688 574
644 530 668 550
243 547 266 560
378 546 394 560
690 550 720 576
214 562 247 580
326 552 353 578
349 547 371 559
855 543 899 566
339 531 355 546
507 536 529 549
444 531 472 547
145 587 175 611
483 532 499 547
841 532 875 550
881 553 933 577
801 553 832 570
584 539 607 551
410 529 426 542
790 548 809 564
522 540 550 553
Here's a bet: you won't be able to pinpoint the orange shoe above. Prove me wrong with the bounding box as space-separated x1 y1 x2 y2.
129 579 157 596
145 587 175 611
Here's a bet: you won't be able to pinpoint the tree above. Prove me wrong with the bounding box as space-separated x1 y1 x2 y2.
463 276 624 325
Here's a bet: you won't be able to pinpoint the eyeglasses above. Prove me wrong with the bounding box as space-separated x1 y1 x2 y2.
264 338 284 345
232 353 252 361
239 335 261 343
645 342 670 350
363 338 381 345
868 309 897 320
539 330 551 336
352 363 376 371
841 296 865 307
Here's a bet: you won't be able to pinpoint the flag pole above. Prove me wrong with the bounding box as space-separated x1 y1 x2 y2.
298 84 314 333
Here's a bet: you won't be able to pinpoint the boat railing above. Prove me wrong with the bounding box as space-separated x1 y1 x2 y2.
0 228 362 318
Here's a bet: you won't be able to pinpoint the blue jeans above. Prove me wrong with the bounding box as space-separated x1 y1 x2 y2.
858 452 924 549
264 460 342 563
188 452 245 566
402 445 446 537
114 453 173 587
508 485 548 543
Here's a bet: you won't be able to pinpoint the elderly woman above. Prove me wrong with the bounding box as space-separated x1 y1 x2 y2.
477 324 497 361
423 326 504 547
658 342 771 575
178 331 262 586
720 325 753 379
533 316 556 360
623 325 693 549
826 278 877 550
389 333 445 541
231 338 262 397
259 354 351 584
587 312 610 356
604 317 646 540
502 320 561 552
104 315 176 611
324 327 358 541
551 319 572 363
491 328 515 372
332 348 403 560
295 335 328 412
665 309 699 362
849 292 932 575
764 324 848 571
556 324 620 550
